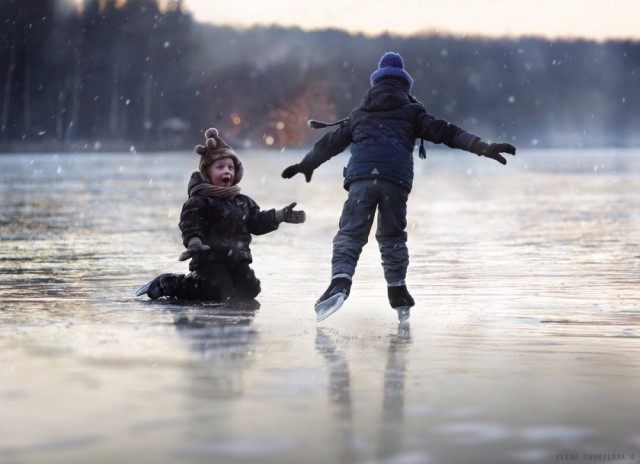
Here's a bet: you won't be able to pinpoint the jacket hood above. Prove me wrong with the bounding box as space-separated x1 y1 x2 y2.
187 171 206 196
360 79 412 112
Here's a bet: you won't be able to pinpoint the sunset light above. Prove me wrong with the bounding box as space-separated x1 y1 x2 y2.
183 0 640 41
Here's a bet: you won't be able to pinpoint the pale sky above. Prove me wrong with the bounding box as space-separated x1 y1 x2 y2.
182 0 639 41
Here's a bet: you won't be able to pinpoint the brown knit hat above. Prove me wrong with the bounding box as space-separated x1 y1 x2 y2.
195 128 244 185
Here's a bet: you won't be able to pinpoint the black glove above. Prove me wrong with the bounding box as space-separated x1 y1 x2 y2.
473 141 516 165
178 237 210 261
282 163 314 182
276 202 306 224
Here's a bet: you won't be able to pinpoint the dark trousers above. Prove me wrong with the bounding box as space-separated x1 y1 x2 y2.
332 179 409 285
173 262 261 301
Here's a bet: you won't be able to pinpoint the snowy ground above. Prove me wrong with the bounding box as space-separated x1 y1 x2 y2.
1 148 639 463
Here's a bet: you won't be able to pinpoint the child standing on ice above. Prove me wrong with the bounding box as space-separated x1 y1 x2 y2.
137 128 306 301
282 52 516 322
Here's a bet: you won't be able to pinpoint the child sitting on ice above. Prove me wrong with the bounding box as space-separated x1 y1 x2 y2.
136 128 306 301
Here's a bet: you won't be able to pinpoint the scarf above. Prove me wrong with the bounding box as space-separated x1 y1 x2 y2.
190 183 240 200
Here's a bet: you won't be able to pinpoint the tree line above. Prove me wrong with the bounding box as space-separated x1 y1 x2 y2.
1 0 639 152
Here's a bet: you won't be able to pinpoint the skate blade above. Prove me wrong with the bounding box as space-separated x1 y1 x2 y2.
315 293 347 322
135 281 152 297
395 306 411 322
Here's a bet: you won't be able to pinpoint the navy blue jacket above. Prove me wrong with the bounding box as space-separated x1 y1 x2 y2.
299 78 481 192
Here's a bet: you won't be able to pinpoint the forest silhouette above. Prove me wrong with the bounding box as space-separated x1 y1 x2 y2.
2 0 638 152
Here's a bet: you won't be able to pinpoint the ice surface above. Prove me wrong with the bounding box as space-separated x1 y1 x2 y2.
0 148 639 463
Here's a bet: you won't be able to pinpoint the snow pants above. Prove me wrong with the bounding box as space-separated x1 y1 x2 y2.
331 179 409 285
172 261 261 301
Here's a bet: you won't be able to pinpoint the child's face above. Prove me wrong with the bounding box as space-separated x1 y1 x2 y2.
207 158 236 187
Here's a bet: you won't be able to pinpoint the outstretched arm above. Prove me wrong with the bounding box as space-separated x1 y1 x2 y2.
417 111 516 164
282 121 352 182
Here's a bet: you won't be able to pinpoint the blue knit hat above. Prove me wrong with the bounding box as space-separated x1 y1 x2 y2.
370 52 413 91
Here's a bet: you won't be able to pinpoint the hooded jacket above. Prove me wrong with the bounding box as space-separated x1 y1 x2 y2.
299 78 481 192
179 172 280 267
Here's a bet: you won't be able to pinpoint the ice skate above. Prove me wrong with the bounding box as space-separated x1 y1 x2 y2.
315 278 351 322
388 284 414 322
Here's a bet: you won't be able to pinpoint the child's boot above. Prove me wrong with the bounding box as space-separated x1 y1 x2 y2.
136 273 181 299
388 284 414 322
315 277 351 321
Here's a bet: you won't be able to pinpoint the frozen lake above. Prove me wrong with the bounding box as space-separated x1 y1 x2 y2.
1 147 639 464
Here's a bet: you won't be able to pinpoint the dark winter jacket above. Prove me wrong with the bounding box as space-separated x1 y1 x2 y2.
299 78 481 192
179 172 280 267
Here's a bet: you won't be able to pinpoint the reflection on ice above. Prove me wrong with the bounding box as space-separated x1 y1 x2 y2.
171 301 260 399
315 327 355 462
315 323 415 463
377 323 411 460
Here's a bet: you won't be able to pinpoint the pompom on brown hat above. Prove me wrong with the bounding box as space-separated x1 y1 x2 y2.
195 128 244 185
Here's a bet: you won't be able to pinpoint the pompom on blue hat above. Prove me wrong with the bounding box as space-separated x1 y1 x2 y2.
370 52 413 91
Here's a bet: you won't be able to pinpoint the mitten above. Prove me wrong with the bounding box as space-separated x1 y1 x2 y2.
275 202 306 224
178 237 210 261
281 163 314 182
472 140 517 165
